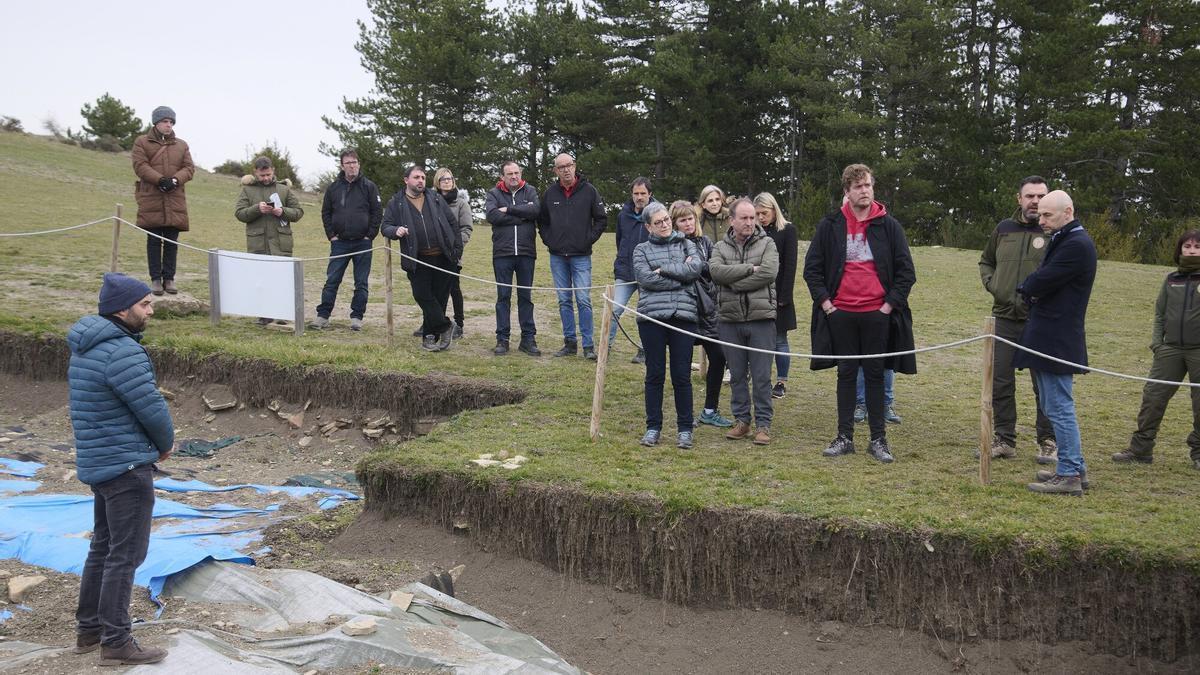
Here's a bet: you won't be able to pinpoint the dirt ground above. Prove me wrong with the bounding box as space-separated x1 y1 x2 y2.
1 372 1195 674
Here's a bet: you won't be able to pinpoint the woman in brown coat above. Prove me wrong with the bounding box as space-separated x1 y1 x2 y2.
131 106 193 295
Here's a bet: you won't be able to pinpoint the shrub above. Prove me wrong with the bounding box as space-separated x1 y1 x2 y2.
0 116 22 133
79 93 142 150
213 159 246 177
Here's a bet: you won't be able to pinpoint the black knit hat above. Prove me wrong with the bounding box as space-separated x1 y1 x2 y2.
98 273 151 315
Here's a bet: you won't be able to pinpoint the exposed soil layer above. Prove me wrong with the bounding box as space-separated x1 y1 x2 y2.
360 467 1200 665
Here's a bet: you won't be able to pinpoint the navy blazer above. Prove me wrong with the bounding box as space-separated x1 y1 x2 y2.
1013 221 1097 375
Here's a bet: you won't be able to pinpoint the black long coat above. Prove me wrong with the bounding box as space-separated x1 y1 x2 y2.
1012 221 1097 375
802 208 917 373
766 222 798 332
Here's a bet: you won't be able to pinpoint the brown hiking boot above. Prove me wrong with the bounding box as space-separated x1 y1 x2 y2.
1111 449 1152 464
991 439 1016 459
98 639 167 666
151 279 164 296
163 279 178 294
1036 439 1058 464
725 421 751 440
752 428 771 445
1027 474 1083 496
73 633 101 654
1036 469 1090 490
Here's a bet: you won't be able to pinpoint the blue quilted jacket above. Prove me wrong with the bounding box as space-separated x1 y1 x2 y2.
68 315 173 485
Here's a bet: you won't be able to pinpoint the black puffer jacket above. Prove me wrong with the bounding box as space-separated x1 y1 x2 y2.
484 181 540 258
537 174 607 256
686 233 719 338
321 172 382 241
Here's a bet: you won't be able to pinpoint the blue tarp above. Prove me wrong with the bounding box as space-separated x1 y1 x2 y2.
0 458 43 478
0 479 40 496
154 477 358 509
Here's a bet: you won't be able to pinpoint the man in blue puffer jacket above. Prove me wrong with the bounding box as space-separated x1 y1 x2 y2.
68 273 172 666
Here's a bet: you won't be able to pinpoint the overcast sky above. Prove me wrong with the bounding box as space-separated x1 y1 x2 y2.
1 0 376 184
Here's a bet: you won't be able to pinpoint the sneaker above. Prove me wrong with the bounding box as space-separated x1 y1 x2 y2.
698 410 734 428
991 439 1016 459
1027 474 1083 496
553 340 578 357
853 404 867 423
434 325 454 351
1036 469 1090 490
518 339 541 357
868 437 895 463
420 334 438 351
823 435 855 457
583 346 597 361
494 339 510 355
725 421 751 440
73 633 101 654
753 428 771 445
1036 439 1058 465
311 316 330 329
98 639 167 666
256 317 273 326
884 405 902 424
640 429 660 447
163 279 177 294
772 382 786 399
350 318 363 331
151 279 164 296
1111 449 1152 464
677 430 694 449
453 324 464 339
631 348 645 365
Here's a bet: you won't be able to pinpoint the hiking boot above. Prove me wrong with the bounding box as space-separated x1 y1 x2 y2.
453 324 464 339
518 338 541 356
853 403 867 423
1027 474 1083 496
1193 459 1200 471
991 440 1016 459
1112 449 1152 464
1036 439 1058 465
583 346 597 361
752 428 771 445
163 279 177 294
420 334 438 351
434 325 454 351
884 405 902 424
494 339 510 355
553 340 578 357
151 279 164 296
73 633 101 654
640 429 660 447
350 318 363 331
868 437 895 463
725 421 751 440
772 381 786 399
698 410 734 428
98 639 167 666
631 348 645 365
311 315 330 329
256 317 273 326
413 328 424 337
677 430 694 449
823 435 855 457
1036 469 1090 490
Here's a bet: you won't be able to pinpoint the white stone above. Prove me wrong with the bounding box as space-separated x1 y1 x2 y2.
340 617 377 636
8 575 47 603
388 591 413 612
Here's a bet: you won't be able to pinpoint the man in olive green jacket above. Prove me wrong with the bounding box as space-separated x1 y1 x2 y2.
709 198 779 444
979 175 1056 462
234 156 304 256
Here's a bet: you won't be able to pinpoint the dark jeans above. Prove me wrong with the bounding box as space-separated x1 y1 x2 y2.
76 464 154 648
449 269 465 326
993 317 1054 445
317 239 373 320
145 227 179 281
699 337 727 411
493 255 536 341
639 318 696 432
407 253 454 336
830 309 889 440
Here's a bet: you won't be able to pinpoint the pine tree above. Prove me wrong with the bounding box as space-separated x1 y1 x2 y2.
79 93 143 150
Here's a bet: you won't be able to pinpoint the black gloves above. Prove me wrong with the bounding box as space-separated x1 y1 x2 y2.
157 176 178 192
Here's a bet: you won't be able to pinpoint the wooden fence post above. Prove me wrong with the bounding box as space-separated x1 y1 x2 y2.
385 241 394 349
109 204 122 272
590 285 615 441
979 316 996 485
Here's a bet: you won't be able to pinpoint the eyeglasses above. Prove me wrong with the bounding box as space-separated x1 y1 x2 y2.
554 163 575 170
438 176 454 182
650 218 672 227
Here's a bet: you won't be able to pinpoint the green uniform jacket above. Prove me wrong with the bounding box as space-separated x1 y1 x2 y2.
709 225 778 323
1152 271 1200 350
235 175 304 256
979 210 1048 321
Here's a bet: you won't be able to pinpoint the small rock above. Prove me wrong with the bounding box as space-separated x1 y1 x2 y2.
203 412 216 423
237 402 246 410
200 610 211 617
62 469 76 482
321 459 332 466
0 570 11 578
448 564 465 583
165 628 180 635
496 449 510 460
8 575 47 603
452 518 470 532
470 458 500 467
202 385 238 411
287 411 305 429
298 436 313 448
340 617 377 636
362 428 384 439
320 421 340 435
213 621 226 628
159 387 177 401
267 400 282 412
388 591 414 612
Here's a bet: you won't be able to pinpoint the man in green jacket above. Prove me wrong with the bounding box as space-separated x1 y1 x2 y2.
979 175 1057 463
709 198 779 445
234 156 304 257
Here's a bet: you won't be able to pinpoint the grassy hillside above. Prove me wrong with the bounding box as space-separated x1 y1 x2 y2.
1 129 1197 563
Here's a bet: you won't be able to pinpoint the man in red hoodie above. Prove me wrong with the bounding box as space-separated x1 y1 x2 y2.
804 164 917 463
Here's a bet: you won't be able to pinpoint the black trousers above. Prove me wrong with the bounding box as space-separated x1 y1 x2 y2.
639 318 697 432
407 253 454 336
145 227 179 281
448 268 465 326
830 309 890 440
699 337 727 411
993 316 1054 445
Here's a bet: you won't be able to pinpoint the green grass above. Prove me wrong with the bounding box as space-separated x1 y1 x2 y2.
2 129 1198 565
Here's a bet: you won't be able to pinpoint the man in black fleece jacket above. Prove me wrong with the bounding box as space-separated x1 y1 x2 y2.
314 149 382 331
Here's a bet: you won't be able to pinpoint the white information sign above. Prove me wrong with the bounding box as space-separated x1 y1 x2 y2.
208 250 304 332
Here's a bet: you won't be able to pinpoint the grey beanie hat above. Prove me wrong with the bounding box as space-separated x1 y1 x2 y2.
152 106 176 124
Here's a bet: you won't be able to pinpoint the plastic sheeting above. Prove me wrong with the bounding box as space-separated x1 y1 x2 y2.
0 457 43 477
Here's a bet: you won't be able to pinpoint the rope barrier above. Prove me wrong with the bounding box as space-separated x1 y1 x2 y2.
0 217 115 237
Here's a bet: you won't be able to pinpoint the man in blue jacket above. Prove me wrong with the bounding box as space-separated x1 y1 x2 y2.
609 177 656 364
1014 190 1097 496
313 149 382 331
68 273 173 665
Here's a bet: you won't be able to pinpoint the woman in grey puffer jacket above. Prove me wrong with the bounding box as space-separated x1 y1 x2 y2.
632 202 704 449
